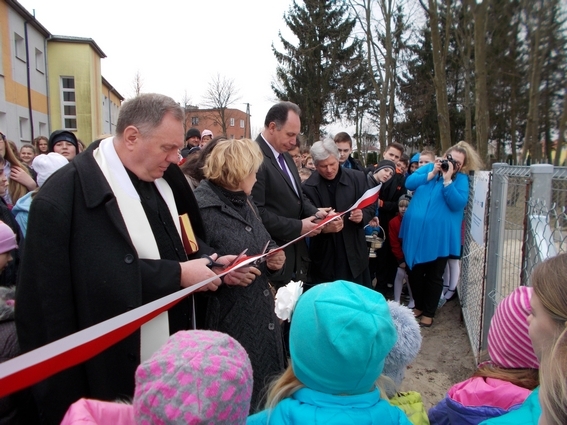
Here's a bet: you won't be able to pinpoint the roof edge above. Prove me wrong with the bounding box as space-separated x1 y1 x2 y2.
48 35 107 58
6 0 51 37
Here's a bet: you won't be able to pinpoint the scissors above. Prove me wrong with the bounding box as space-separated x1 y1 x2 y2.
224 248 249 269
251 241 271 267
203 248 249 269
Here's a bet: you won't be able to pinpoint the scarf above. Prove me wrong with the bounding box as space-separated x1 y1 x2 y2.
93 137 181 361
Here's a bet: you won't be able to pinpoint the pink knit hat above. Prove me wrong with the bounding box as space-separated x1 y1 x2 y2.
488 286 539 369
133 330 253 425
0 222 17 254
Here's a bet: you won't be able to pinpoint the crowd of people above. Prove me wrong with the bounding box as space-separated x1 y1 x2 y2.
0 94 564 425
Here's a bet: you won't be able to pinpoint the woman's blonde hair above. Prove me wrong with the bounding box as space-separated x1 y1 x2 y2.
445 141 484 173
531 254 567 425
531 253 567 326
202 138 263 190
472 363 539 390
539 329 567 425
3 139 32 204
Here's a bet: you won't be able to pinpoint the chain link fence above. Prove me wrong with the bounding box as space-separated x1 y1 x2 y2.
459 164 567 362
460 172 489 363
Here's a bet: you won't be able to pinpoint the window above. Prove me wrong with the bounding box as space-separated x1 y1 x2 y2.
61 77 77 130
230 118 235 127
14 33 25 62
191 116 198 125
19 117 30 142
35 48 44 73
39 122 48 137
240 119 245 128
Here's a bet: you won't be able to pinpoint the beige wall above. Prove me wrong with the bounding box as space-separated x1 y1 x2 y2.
47 41 103 143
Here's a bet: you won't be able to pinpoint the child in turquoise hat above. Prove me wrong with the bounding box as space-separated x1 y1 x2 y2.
247 280 412 425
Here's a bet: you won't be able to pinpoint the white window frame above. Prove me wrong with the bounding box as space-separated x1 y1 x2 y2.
61 76 77 130
14 33 25 62
19 117 30 142
240 119 245 128
35 48 44 73
191 116 198 125
230 118 235 127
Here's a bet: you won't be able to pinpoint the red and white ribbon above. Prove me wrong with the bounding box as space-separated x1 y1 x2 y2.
0 188 380 397
0 257 258 398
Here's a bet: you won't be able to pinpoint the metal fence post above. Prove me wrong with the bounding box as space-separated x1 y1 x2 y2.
482 163 509 350
530 164 553 206
524 164 555 280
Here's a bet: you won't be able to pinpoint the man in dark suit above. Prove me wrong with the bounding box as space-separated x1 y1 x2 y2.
252 101 324 286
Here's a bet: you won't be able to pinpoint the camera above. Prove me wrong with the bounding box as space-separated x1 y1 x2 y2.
440 154 457 172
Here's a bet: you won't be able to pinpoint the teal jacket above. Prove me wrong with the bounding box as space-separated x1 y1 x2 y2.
479 387 540 425
247 387 412 425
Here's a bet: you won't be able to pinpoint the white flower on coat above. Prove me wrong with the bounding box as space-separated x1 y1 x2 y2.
274 280 304 321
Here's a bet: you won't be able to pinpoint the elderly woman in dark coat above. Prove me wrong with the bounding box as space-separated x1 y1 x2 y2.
302 140 376 288
193 138 286 412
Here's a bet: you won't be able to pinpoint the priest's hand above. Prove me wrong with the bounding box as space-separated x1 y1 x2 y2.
180 256 222 291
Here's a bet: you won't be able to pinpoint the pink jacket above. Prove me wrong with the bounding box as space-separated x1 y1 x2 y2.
429 376 532 425
60 398 135 425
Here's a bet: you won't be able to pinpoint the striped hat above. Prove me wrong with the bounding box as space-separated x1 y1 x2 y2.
488 286 539 369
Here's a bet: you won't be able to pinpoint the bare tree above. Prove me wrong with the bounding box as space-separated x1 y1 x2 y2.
554 88 567 166
132 70 144 97
348 0 409 151
521 0 553 162
180 90 192 134
419 0 453 153
453 0 474 146
202 74 241 136
473 0 490 163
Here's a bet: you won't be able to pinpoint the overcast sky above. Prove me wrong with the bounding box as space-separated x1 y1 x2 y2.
19 0 297 131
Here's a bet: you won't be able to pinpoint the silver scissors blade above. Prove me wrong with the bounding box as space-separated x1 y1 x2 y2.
225 248 248 269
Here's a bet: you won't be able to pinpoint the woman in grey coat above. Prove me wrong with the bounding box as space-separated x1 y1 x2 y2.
193 138 286 412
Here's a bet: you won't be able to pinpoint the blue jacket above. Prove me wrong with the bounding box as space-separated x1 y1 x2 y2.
247 387 412 425
479 387 540 425
12 191 33 237
399 163 468 268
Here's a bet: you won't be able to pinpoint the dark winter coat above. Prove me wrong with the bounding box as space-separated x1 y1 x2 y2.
344 155 365 173
194 180 285 411
302 167 374 284
376 170 407 232
15 140 210 425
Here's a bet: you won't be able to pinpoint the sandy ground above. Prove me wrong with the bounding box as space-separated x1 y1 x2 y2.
399 297 476 410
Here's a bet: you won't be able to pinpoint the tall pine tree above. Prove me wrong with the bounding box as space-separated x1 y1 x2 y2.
272 0 362 144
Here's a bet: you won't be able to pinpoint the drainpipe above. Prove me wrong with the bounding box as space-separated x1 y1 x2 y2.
44 36 50 135
24 21 34 140
108 88 112 134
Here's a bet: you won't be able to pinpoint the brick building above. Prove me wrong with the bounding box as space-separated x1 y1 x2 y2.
185 107 251 139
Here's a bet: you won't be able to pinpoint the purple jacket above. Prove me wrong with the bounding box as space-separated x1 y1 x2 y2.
428 376 531 425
